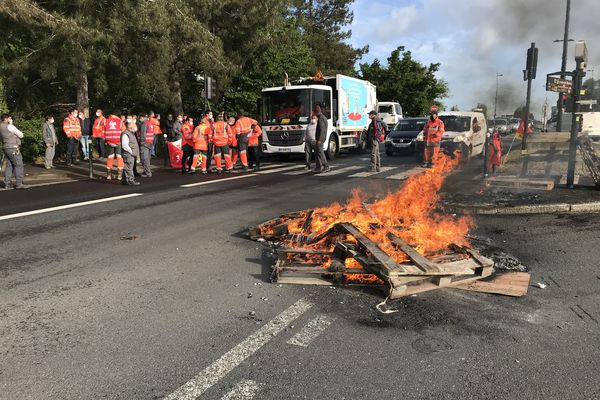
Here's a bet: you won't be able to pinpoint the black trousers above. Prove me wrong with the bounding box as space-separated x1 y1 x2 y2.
66 137 79 164
181 144 194 172
249 146 260 169
206 142 214 169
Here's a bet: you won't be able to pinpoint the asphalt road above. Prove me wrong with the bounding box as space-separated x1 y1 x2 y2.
1 150 599 400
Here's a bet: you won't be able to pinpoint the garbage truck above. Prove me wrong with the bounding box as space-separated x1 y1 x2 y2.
260 73 377 158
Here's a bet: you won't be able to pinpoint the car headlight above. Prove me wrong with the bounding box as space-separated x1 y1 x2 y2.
416 132 424 142
453 135 465 143
385 136 392 142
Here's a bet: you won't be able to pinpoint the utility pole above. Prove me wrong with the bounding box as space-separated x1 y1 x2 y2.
522 43 538 152
566 41 588 188
556 0 571 132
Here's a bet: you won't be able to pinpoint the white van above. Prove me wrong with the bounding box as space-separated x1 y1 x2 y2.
377 102 403 129
416 111 487 160
581 112 600 141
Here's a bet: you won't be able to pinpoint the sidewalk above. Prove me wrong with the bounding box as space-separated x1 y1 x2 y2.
4 157 170 187
441 141 600 215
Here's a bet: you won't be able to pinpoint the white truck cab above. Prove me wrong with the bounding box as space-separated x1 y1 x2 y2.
377 102 403 129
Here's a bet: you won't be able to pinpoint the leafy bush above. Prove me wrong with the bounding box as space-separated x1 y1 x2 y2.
12 115 46 162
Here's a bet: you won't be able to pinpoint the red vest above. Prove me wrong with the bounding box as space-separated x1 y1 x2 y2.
92 116 105 138
105 115 123 144
144 120 154 144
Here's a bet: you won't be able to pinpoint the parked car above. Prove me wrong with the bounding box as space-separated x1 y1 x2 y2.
384 117 427 156
509 118 520 132
491 118 509 135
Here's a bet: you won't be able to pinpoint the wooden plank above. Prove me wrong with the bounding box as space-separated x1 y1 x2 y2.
277 248 333 255
453 272 530 297
276 276 334 286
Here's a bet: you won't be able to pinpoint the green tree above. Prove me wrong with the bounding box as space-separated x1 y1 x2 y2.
359 46 449 117
291 0 367 74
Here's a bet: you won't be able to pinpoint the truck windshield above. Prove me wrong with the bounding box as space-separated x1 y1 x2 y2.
439 116 471 132
378 105 394 114
262 89 310 125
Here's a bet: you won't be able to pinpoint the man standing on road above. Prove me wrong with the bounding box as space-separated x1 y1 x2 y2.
42 115 58 169
248 122 262 171
181 117 195 174
313 104 330 173
63 108 82 166
366 110 387 172
121 122 140 186
422 105 444 168
139 114 154 178
104 112 125 180
235 111 256 171
304 113 318 170
92 109 106 159
213 113 234 173
1 113 28 189
172 114 183 141
79 109 91 161
192 117 210 174
165 113 174 141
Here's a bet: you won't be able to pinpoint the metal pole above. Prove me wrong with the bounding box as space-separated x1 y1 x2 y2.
88 138 93 178
556 0 571 132
567 68 584 188
521 44 535 152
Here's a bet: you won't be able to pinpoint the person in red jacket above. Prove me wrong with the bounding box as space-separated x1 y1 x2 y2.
92 109 106 159
422 105 445 168
104 112 125 180
181 117 195 173
486 129 503 175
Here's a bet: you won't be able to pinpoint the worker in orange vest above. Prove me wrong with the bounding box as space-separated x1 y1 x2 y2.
486 129 503 175
192 117 212 173
104 112 126 180
248 122 262 171
92 109 106 159
235 112 258 171
63 108 82 166
181 117 195 173
422 105 445 168
149 111 163 157
213 113 234 173
227 115 238 167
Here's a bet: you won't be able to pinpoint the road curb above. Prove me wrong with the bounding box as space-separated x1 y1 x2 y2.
462 201 600 215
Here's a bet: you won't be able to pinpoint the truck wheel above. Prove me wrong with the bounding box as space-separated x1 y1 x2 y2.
326 134 338 160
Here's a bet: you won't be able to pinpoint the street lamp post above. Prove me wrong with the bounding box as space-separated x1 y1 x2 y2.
555 0 572 132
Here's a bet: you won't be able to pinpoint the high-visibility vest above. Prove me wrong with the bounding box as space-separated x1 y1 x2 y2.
63 116 82 139
227 124 237 146
149 117 162 134
235 117 256 135
213 121 229 146
105 115 124 145
424 118 444 144
249 124 262 147
92 116 105 138
144 120 154 144
181 123 194 147
193 123 211 151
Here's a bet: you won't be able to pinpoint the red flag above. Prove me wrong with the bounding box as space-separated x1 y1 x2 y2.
167 140 183 169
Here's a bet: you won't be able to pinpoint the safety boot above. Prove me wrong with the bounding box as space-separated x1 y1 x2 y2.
117 169 123 180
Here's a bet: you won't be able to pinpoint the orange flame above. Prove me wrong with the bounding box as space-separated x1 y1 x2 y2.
279 153 473 263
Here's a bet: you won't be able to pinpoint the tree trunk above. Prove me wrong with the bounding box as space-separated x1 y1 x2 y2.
76 59 89 117
172 71 183 114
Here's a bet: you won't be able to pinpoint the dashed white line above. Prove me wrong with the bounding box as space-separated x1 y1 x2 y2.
180 174 257 188
316 165 363 176
221 380 261 400
348 166 396 178
385 167 425 180
254 165 304 174
163 298 314 400
0 193 143 221
286 314 335 347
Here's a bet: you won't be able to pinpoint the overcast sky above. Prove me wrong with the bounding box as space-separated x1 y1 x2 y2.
349 0 600 118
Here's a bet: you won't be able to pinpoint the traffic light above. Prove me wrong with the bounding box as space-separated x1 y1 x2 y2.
525 45 538 81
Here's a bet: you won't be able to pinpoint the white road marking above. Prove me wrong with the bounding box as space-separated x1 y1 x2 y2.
286 314 335 347
385 167 425 180
284 169 312 175
254 165 304 174
0 193 143 221
163 298 314 400
23 179 81 187
348 166 396 178
254 163 285 170
316 165 363 176
180 174 257 188
221 380 261 400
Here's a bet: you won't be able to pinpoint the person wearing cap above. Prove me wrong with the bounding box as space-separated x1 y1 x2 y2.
366 110 388 172
422 105 445 167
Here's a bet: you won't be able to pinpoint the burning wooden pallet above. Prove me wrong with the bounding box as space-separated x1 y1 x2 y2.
250 212 494 299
